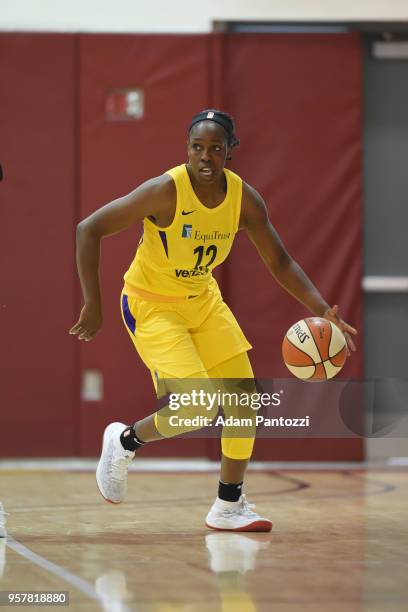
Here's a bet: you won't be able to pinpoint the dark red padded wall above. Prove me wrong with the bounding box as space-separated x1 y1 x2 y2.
78 34 212 456
0 34 77 455
0 33 365 461
221 33 364 460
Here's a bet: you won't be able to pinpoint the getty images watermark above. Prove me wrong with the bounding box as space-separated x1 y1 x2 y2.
154 378 408 439
163 387 310 430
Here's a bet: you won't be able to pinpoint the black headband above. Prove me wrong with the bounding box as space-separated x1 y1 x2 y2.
189 110 232 136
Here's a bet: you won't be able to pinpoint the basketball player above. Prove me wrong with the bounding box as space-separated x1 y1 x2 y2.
70 110 357 532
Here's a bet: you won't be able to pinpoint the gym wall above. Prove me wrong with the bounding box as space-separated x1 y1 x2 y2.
0 32 363 459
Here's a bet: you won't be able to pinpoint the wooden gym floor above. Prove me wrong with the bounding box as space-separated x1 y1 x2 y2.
0 468 407 611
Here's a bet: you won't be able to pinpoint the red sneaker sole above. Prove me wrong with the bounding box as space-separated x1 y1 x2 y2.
205 520 272 532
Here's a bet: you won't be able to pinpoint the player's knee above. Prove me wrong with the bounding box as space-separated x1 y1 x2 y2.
221 437 255 461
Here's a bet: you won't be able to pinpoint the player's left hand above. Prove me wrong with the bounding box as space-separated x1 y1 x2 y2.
323 305 357 356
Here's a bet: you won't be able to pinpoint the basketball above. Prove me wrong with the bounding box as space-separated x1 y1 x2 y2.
282 317 347 381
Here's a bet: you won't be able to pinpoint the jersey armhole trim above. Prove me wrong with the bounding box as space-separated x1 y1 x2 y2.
227 169 243 234
143 170 180 232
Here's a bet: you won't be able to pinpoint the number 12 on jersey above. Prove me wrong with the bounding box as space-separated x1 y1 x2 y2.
194 245 217 269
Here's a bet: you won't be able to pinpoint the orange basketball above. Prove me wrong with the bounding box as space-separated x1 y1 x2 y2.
282 317 347 381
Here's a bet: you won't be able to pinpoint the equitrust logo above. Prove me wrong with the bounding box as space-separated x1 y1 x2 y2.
182 224 192 238
195 230 230 242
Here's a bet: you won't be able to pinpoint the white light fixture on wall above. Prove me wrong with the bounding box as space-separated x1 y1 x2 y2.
362 276 408 293
372 41 408 60
81 369 104 401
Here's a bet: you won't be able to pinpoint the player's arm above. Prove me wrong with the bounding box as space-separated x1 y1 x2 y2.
240 183 357 352
69 174 175 341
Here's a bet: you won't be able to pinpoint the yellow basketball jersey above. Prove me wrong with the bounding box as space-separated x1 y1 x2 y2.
124 164 242 297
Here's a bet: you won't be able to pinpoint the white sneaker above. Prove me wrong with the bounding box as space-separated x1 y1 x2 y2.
206 495 272 532
96 423 135 504
0 503 7 538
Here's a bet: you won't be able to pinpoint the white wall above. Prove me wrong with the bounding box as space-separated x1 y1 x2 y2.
2 0 408 33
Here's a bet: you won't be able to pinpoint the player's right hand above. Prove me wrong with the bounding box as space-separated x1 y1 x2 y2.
69 303 102 341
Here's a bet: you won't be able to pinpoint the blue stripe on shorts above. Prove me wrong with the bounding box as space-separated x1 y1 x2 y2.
122 294 136 334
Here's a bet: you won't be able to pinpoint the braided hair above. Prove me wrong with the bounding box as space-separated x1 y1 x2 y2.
188 109 240 151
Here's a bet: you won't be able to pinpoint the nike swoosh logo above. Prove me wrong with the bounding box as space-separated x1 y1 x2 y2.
182 210 195 215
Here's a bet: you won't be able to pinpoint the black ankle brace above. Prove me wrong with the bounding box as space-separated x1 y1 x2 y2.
218 480 243 502
120 426 145 452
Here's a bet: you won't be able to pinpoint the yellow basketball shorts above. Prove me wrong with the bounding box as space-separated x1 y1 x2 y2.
120 282 256 460
120 281 252 379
